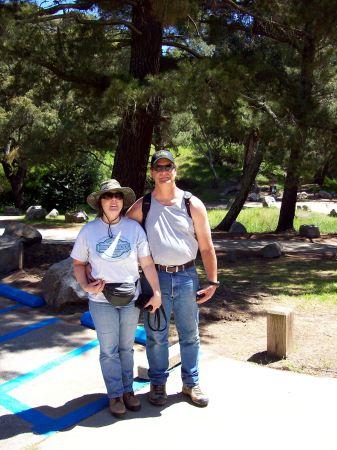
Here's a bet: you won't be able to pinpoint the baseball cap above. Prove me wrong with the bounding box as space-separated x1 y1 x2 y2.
151 150 175 167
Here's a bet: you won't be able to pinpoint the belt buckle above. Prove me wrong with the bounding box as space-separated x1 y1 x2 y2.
166 265 178 273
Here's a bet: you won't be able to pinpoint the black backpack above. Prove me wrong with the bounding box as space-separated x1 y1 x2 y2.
141 191 193 231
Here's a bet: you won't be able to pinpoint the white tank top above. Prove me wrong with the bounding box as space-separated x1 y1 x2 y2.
145 194 198 265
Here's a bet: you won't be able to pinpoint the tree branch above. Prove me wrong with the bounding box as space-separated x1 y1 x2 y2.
242 94 285 128
162 40 203 58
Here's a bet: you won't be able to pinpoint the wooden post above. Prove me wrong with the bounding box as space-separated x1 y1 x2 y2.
267 306 294 358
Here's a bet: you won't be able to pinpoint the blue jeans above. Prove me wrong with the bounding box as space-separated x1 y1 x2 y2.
89 300 140 399
144 266 200 386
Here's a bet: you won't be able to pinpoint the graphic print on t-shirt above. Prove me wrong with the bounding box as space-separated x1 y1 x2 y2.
96 231 131 261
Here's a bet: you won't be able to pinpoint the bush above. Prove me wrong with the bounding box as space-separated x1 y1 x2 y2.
24 159 100 212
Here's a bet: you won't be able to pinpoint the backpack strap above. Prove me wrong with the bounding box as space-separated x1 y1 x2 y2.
141 192 152 231
141 191 193 231
183 191 193 219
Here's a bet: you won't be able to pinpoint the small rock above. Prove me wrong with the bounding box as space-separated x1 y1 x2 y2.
65 211 88 223
262 196 276 208
25 206 47 220
260 242 283 258
46 209 59 218
299 224 320 238
229 221 247 234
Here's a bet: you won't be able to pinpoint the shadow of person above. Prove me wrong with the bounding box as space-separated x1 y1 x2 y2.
0 390 187 440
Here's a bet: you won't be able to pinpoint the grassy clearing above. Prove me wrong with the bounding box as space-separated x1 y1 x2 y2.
216 258 337 305
208 207 337 233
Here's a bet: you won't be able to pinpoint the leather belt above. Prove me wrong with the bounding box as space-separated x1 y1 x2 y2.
156 260 195 273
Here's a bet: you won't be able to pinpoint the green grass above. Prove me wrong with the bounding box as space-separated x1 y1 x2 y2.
216 258 337 305
208 207 337 233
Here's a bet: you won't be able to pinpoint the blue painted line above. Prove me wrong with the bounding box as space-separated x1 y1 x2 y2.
0 339 99 394
0 317 60 344
0 378 151 436
32 396 109 435
0 392 53 431
0 304 22 314
0 284 45 307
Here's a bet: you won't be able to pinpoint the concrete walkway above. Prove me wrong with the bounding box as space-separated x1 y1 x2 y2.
1 210 337 449
1 292 337 450
1 261 337 450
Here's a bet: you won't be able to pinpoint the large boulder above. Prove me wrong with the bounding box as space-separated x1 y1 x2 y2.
25 206 47 220
65 211 88 223
41 257 88 308
299 224 320 239
0 236 23 275
3 222 42 246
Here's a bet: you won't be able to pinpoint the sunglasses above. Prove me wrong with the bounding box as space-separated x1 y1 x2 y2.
152 164 175 172
100 192 123 200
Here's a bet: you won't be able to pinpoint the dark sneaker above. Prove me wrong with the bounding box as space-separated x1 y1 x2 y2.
109 397 126 418
123 391 141 411
148 384 167 406
182 384 209 407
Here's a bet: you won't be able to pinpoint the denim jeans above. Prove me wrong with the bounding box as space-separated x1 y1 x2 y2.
89 300 140 399
144 266 200 386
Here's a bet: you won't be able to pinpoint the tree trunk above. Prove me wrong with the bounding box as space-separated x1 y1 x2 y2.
1 159 27 209
112 1 162 198
276 33 315 232
276 142 301 231
215 130 262 231
314 158 330 186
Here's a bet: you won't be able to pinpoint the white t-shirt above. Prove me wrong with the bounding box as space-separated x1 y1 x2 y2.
71 217 150 302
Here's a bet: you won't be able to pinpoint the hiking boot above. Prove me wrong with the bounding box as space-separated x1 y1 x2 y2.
109 397 126 418
148 384 167 406
123 391 141 411
182 384 209 407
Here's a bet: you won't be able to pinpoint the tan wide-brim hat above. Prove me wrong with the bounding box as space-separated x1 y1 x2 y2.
87 179 136 210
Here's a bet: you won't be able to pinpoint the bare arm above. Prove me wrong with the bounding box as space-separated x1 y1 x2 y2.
73 259 105 294
190 196 218 304
139 255 161 312
126 197 143 223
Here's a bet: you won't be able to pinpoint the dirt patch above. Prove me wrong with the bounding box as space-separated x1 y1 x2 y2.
2 237 337 379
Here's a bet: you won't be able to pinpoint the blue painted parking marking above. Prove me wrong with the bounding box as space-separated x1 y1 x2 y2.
0 339 99 394
0 291 151 436
0 317 60 344
0 304 22 314
0 335 150 435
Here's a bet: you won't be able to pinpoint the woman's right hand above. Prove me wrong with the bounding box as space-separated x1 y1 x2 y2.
81 279 105 294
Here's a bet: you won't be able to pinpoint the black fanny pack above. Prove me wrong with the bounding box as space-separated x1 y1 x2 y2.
103 282 137 306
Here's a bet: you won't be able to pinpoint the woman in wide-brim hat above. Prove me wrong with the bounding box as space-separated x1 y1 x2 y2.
71 179 161 418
